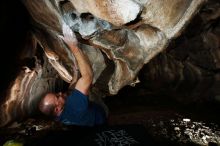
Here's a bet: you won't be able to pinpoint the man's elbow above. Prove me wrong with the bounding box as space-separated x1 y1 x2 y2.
81 70 93 83
87 69 93 82
85 74 93 85
80 69 93 85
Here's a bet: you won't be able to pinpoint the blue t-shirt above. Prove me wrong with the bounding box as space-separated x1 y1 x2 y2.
56 89 106 126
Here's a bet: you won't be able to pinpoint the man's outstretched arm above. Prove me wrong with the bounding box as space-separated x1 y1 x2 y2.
66 44 93 95
60 24 93 95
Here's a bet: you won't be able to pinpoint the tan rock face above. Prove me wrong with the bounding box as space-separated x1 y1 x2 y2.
0 56 57 127
141 0 205 38
69 0 141 26
0 0 205 127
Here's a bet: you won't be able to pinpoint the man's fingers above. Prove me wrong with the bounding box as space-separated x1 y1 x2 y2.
62 22 74 38
62 22 78 45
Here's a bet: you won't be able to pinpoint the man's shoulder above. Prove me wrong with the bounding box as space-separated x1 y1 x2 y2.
68 89 88 98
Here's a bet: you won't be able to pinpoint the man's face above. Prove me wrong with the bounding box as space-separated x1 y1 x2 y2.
44 92 66 116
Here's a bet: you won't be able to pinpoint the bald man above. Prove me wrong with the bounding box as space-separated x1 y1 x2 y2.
38 27 106 126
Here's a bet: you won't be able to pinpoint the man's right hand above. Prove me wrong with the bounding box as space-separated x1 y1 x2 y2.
59 22 78 48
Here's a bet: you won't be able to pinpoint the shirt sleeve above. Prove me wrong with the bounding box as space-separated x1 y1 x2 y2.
64 89 89 113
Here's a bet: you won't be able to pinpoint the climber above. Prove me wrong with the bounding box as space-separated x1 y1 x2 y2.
38 24 107 126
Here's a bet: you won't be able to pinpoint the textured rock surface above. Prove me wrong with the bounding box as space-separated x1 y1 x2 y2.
139 0 220 104
21 0 206 95
69 0 142 26
0 0 208 127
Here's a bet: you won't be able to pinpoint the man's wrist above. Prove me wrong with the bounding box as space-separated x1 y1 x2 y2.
69 45 79 53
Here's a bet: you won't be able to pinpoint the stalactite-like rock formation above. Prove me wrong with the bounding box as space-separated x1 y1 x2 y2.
139 0 220 104
0 0 206 127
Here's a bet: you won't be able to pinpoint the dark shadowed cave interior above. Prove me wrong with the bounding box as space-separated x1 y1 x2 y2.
0 0 220 146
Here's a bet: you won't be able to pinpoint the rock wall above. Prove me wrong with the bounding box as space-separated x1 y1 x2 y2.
139 0 220 104
0 0 207 127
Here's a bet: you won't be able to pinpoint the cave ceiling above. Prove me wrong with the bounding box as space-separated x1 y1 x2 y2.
0 0 220 127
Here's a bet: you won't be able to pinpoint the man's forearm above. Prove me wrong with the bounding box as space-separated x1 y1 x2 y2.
69 45 93 82
61 23 93 94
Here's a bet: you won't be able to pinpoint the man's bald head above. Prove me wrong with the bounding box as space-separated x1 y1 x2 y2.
39 92 66 117
39 93 56 116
